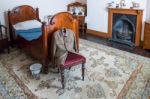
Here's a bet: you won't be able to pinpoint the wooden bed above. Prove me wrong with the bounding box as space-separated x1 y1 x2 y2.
8 5 79 73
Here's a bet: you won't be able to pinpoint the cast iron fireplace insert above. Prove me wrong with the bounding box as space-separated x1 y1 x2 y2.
109 13 137 46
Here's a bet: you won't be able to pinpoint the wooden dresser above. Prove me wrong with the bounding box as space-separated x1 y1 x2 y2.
67 2 87 37
143 21 150 49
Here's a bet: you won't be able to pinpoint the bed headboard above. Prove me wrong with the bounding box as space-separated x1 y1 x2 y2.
8 5 40 45
43 12 79 51
47 12 78 40
8 5 40 25
49 12 77 30
49 12 79 38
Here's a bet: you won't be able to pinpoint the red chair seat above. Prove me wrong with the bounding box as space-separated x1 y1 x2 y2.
60 52 86 69
59 52 86 88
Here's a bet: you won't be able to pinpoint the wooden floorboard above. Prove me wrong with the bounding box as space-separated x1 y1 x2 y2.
80 34 150 58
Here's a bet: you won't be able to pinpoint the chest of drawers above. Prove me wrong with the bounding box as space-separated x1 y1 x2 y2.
143 21 150 49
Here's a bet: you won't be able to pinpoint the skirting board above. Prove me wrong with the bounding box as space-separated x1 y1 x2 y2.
86 29 110 38
86 29 143 47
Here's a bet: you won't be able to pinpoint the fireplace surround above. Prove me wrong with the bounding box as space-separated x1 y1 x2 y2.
108 8 143 46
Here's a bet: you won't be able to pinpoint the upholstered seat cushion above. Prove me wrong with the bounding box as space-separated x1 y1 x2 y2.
60 52 86 69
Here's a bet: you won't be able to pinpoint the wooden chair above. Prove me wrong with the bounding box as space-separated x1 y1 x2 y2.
51 28 86 89
0 24 9 53
59 52 86 88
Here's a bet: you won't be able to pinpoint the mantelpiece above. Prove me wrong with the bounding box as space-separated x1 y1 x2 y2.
108 8 143 46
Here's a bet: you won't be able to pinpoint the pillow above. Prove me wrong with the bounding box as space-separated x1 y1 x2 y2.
13 20 42 30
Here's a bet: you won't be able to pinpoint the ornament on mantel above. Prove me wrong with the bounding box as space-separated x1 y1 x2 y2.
120 0 126 8
130 1 140 9
107 1 114 8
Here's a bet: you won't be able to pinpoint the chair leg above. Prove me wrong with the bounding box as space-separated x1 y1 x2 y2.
82 63 85 81
84 23 87 39
7 47 10 53
42 61 49 74
60 69 65 89
69 67 71 70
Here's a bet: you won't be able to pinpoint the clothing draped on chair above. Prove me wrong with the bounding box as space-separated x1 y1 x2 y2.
51 28 86 89
51 28 78 67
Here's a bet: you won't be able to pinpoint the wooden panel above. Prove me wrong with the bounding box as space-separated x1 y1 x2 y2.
74 16 85 25
86 29 109 38
0 38 9 51
145 22 150 31
144 31 150 37
0 25 9 52
8 5 40 25
143 22 150 49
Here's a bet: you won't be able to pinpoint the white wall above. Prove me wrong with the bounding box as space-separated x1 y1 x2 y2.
0 0 147 40
76 0 87 4
0 0 78 25
146 0 150 21
87 0 147 39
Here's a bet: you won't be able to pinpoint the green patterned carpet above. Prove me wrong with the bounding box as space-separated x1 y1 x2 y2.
0 39 150 99
0 63 27 99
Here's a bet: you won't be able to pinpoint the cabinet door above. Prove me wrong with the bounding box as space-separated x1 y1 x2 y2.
143 22 150 49
0 38 9 51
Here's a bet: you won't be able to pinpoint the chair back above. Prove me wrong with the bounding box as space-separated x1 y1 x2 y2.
0 23 7 39
0 25 3 39
0 22 2 38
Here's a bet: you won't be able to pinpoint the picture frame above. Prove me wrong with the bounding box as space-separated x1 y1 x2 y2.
67 2 87 16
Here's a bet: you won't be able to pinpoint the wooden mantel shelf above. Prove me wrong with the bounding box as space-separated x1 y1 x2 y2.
108 8 143 46
108 8 143 15
108 8 143 11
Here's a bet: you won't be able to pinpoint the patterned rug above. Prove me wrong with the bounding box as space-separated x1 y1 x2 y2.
0 39 150 99
0 63 27 99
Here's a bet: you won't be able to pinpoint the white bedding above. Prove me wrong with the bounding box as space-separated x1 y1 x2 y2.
13 20 42 30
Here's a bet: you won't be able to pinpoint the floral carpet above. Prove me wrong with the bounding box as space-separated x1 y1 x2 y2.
0 63 27 99
0 39 150 99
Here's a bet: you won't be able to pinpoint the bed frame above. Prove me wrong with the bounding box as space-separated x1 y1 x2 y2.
8 5 79 73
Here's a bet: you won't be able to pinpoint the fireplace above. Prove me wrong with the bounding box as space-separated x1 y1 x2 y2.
110 14 137 46
108 8 143 46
